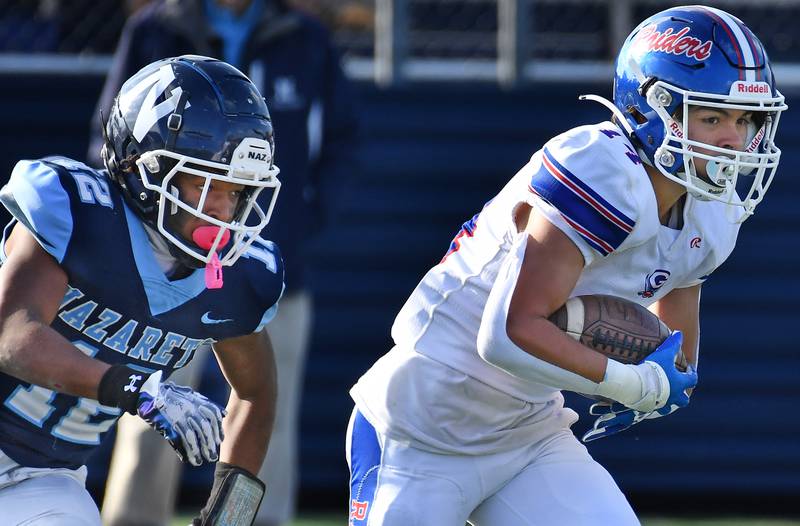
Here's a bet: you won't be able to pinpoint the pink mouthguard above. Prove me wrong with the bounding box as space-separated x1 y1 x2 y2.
191 226 231 289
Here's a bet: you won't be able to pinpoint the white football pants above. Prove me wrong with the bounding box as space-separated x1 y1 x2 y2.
0 448 100 525
346 409 639 526
101 291 312 526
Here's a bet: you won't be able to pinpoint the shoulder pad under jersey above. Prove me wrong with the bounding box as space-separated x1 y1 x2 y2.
240 236 285 332
0 158 110 263
526 123 647 264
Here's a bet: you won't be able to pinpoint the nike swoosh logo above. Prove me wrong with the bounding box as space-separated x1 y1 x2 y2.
201 311 233 324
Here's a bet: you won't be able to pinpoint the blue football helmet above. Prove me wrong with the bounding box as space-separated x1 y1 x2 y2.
102 55 281 267
585 6 786 218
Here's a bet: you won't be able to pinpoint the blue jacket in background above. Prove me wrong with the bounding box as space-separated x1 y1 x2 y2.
89 0 360 293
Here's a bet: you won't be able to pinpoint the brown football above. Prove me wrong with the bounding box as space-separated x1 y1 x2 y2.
548 294 686 369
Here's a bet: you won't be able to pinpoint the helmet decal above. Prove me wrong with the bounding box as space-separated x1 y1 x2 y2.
705 7 762 80
633 25 713 61
120 64 190 143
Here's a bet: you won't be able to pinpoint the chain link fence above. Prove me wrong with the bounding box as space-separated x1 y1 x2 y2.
0 0 134 54
303 0 800 64
0 0 798 81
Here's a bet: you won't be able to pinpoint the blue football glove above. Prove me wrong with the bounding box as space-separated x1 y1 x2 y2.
581 401 681 442
621 331 698 413
136 370 226 466
582 331 697 442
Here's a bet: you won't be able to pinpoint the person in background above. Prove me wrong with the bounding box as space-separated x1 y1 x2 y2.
89 1 359 525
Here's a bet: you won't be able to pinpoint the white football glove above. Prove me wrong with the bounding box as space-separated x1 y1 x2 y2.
136 371 226 466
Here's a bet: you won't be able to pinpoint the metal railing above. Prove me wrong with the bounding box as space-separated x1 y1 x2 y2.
369 0 800 85
1 0 799 86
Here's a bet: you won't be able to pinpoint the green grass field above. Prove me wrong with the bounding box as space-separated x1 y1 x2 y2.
171 514 800 525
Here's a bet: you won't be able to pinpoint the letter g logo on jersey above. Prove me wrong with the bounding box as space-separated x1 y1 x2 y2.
637 269 671 298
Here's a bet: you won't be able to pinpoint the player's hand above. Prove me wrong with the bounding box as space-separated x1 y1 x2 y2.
136 370 226 466
581 401 681 442
625 331 697 413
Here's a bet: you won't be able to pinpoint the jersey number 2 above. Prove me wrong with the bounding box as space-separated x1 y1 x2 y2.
71 171 114 208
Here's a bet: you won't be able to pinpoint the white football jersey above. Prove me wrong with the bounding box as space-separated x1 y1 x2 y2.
351 121 741 451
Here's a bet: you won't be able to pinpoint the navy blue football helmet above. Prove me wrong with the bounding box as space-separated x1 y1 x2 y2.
102 55 281 267
585 6 786 218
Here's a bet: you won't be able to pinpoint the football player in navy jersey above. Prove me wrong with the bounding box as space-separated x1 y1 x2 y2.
0 55 283 525
346 6 787 526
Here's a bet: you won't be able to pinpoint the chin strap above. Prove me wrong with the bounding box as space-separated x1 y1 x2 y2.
579 93 654 167
579 94 636 135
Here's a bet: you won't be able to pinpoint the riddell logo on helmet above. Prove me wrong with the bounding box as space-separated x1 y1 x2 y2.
667 118 684 139
732 81 770 95
635 25 713 61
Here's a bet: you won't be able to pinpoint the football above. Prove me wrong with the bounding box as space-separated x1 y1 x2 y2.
548 294 687 370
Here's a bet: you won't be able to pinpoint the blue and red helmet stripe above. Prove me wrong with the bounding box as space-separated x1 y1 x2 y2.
702 6 764 81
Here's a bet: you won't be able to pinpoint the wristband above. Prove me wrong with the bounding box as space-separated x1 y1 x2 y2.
97 365 151 414
593 359 641 405
593 359 646 406
198 462 266 526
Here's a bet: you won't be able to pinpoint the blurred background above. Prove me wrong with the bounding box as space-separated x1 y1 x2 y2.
0 0 798 522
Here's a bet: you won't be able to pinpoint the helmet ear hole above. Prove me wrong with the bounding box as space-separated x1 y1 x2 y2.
627 106 647 125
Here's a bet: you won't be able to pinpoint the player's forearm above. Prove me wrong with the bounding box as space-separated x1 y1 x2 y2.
507 315 608 382
477 311 606 395
477 239 607 385
0 311 109 398
477 252 654 404
219 392 275 475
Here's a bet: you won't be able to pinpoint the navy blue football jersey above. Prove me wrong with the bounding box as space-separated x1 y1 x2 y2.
0 157 284 469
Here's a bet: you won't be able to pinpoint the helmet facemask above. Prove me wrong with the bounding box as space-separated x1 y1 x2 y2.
646 80 785 219
135 137 281 270
102 56 283 288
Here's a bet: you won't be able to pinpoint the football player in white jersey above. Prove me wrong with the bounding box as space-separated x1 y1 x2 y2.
347 6 786 526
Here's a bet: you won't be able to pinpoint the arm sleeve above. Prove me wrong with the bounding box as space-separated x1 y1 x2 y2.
476 233 603 396
0 160 73 263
